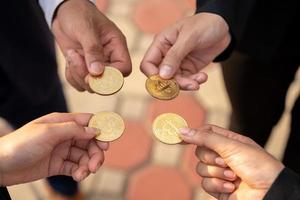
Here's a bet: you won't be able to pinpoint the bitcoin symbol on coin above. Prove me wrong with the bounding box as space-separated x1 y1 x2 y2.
146 75 179 100
88 111 125 142
89 66 124 95
152 113 188 144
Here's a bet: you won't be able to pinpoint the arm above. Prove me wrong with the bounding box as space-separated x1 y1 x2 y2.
38 0 132 93
0 113 108 186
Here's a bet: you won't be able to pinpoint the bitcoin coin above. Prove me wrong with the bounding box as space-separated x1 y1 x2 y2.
152 113 188 144
88 111 125 142
145 75 179 100
88 66 124 95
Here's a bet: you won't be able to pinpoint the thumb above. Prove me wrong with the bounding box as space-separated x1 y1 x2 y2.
79 32 105 76
48 122 99 144
159 38 193 79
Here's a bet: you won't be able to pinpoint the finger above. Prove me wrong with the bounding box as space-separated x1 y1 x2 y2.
197 162 236 181
78 29 105 76
66 50 92 91
105 33 132 76
68 146 89 164
200 124 258 146
74 139 90 150
43 122 98 143
73 165 90 182
189 72 208 84
60 160 79 178
159 35 194 79
74 147 93 181
206 192 230 200
202 178 235 194
180 127 254 158
174 74 200 91
87 141 105 173
140 39 163 77
65 65 85 92
96 141 109 151
196 146 227 167
34 113 93 126
67 49 89 79
68 65 90 92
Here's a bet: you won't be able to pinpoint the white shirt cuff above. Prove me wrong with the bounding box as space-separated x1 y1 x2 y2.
39 0 96 28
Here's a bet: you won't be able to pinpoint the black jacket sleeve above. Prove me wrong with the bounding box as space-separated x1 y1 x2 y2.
196 0 256 40
195 0 256 61
264 168 300 200
0 187 11 200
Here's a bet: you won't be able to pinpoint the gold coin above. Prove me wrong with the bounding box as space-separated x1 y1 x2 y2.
152 113 188 144
145 75 179 100
88 111 125 142
88 66 124 95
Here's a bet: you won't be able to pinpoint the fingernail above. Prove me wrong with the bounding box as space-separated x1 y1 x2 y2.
85 127 100 135
215 157 226 166
180 128 195 136
159 65 173 78
224 170 236 178
80 171 89 181
196 74 205 82
223 182 235 191
187 85 196 90
89 61 103 74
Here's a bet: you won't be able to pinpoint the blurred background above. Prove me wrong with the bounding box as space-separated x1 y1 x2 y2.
1 0 299 199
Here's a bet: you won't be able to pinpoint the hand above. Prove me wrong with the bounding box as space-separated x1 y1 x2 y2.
180 125 284 200
141 13 231 90
0 113 108 186
52 0 132 92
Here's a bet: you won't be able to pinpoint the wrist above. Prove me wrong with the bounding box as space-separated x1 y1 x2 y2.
267 160 285 187
53 0 96 23
0 138 15 186
52 0 70 23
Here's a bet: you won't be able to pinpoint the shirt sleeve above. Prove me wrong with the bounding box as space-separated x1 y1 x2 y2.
263 168 300 200
38 0 96 27
195 0 256 62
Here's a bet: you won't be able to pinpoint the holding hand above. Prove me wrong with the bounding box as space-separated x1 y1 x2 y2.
141 13 231 90
180 125 284 200
0 113 108 186
52 0 132 92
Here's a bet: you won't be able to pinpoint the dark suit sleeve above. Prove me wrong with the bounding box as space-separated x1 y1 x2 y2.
195 0 257 61
263 168 300 200
0 187 11 200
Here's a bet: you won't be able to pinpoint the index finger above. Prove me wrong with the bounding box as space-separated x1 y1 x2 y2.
106 34 132 77
200 125 259 146
180 127 254 159
140 39 163 77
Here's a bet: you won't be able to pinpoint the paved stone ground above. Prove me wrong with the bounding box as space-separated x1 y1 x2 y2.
1 0 299 199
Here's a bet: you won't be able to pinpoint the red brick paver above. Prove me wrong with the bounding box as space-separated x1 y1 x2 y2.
181 145 202 188
127 165 192 200
145 94 206 131
104 121 152 170
133 0 184 33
